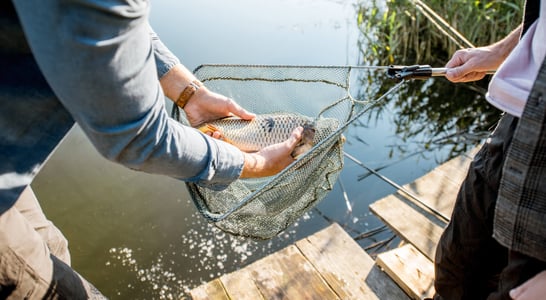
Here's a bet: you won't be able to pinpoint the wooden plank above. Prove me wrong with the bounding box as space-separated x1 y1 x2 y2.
190 278 229 300
296 223 409 300
220 268 264 300
402 152 473 219
376 244 435 300
402 167 462 219
365 150 478 300
241 244 339 299
370 194 444 260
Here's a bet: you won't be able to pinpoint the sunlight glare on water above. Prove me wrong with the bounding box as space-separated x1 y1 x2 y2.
106 210 316 299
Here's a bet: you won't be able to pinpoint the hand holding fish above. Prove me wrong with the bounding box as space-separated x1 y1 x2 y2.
240 126 304 178
197 113 329 177
160 64 255 127
183 87 256 127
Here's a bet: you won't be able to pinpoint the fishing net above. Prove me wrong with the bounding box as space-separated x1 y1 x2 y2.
172 65 403 239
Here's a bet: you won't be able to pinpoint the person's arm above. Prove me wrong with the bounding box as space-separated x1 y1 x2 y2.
159 64 256 126
445 24 522 82
152 31 303 178
12 0 299 188
149 26 256 126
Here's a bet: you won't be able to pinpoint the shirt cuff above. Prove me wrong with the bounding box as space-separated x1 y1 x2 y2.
192 137 244 191
149 24 181 79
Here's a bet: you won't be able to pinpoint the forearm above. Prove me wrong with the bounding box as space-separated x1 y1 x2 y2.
159 63 203 103
487 24 523 65
13 0 243 189
148 25 204 104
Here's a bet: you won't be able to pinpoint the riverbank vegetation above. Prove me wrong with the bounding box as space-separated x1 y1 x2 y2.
355 0 524 158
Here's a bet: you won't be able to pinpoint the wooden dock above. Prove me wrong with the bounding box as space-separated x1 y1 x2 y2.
369 147 477 299
191 222 408 299
189 147 478 299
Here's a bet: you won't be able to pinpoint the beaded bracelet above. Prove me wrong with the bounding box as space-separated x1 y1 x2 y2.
175 79 204 108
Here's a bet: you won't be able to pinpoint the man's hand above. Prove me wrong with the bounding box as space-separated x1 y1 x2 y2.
510 270 546 300
183 87 255 127
159 64 255 127
445 46 502 82
240 127 304 178
445 25 522 83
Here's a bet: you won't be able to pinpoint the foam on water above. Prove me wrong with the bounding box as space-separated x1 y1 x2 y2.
107 210 317 299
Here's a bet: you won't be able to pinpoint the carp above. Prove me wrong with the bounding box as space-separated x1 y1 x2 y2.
197 113 320 158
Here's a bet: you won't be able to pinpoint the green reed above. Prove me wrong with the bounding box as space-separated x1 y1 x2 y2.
358 0 523 65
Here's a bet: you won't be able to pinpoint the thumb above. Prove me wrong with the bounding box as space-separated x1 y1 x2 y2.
509 287 521 299
227 100 256 120
287 127 304 148
445 66 467 81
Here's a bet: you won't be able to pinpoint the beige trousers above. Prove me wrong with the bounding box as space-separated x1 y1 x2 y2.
0 186 106 299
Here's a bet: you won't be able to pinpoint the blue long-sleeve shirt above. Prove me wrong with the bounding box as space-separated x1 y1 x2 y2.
0 0 243 213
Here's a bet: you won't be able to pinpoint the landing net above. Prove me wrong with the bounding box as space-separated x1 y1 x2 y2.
172 65 404 239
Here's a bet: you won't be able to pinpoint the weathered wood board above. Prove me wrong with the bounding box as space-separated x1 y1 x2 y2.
369 147 478 299
370 194 444 261
376 244 435 300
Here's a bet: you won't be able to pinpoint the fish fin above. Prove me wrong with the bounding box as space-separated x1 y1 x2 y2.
197 123 219 135
197 124 236 145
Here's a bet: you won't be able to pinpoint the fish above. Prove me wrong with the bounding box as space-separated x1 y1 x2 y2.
197 113 319 158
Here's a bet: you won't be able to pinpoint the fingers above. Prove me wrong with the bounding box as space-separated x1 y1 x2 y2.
226 99 256 120
446 70 487 83
445 67 466 82
444 47 500 82
445 50 466 69
445 50 479 82
510 285 524 299
211 131 223 139
286 126 304 149
239 127 304 178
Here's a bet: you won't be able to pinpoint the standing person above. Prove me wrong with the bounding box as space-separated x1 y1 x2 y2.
1 0 303 298
434 0 546 299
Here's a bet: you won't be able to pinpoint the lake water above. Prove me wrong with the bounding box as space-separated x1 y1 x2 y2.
31 0 474 299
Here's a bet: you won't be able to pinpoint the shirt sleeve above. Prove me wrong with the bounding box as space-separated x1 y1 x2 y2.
148 23 180 79
11 0 243 190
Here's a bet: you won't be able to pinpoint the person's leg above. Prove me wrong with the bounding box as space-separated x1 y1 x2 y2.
15 186 71 265
0 187 106 299
434 115 518 299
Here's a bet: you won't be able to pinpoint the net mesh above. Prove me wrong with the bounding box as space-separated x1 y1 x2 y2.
172 65 400 239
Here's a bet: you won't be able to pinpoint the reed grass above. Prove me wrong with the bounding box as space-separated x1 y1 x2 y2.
358 0 524 65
